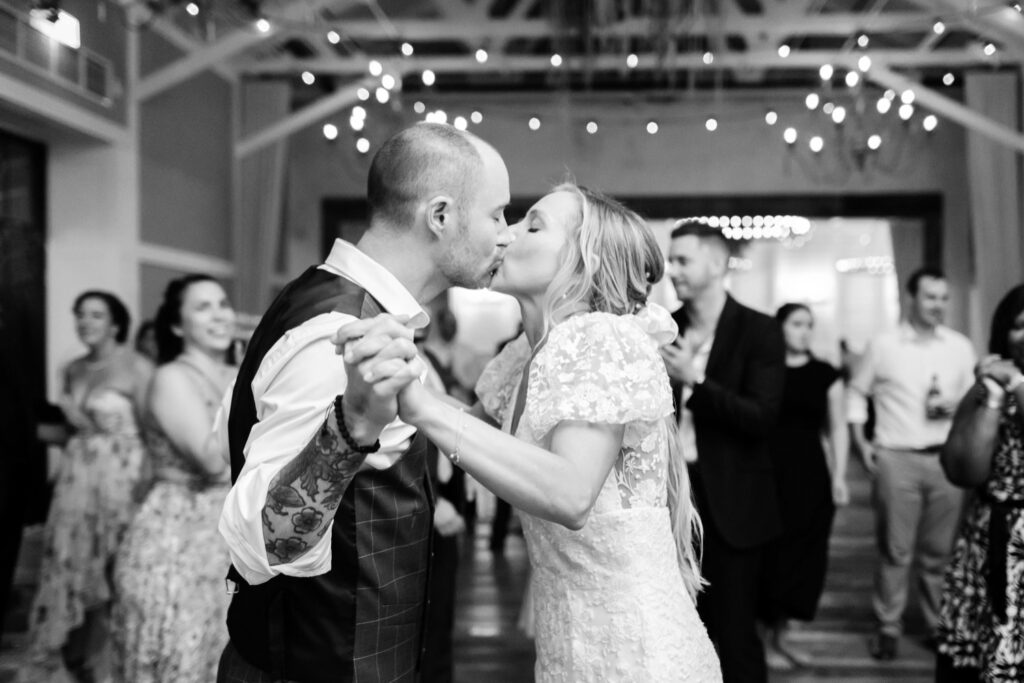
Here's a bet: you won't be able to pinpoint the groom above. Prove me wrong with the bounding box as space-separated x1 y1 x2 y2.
217 123 512 682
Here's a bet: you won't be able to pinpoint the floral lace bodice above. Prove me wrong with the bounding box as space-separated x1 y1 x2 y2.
475 306 721 682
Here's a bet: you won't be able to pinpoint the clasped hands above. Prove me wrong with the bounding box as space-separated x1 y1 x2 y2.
332 314 428 429
976 354 1024 402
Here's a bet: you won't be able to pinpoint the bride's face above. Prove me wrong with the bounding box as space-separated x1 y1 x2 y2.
490 190 578 298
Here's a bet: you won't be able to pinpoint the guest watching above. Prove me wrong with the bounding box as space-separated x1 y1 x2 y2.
936 283 1024 682
847 266 976 660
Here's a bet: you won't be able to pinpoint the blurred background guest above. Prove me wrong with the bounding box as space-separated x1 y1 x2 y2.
761 303 850 667
937 284 1024 682
112 274 237 683
20 291 152 683
134 320 158 364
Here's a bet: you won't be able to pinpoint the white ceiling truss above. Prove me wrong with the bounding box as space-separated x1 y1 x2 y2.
126 0 1024 154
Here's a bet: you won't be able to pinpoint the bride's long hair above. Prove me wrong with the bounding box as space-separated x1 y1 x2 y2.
541 182 706 600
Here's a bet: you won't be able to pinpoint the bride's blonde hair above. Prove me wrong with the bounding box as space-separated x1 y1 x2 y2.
541 182 706 600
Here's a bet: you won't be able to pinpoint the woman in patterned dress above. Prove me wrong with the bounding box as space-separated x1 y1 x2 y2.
112 274 237 682
346 184 722 681
937 284 1024 682
21 291 153 683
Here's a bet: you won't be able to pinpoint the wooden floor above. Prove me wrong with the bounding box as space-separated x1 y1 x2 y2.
1 463 937 682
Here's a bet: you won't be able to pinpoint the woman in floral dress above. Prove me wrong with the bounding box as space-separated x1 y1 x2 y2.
21 291 152 683
938 284 1024 682
112 274 237 682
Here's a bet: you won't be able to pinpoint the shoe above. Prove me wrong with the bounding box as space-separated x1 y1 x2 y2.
868 632 899 661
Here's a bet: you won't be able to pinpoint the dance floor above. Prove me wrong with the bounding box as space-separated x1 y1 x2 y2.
1 463 935 681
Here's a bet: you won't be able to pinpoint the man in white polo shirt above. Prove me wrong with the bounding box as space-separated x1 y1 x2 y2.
848 266 976 661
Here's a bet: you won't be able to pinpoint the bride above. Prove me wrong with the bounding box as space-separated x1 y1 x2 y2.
339 183 722 681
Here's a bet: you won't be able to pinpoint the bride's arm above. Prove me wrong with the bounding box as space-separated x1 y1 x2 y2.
401 381 622 529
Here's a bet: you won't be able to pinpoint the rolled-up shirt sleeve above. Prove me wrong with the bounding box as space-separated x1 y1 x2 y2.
846 341 875 425
219 312 353 586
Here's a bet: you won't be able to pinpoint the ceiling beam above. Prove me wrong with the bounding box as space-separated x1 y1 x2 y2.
240 47 1003 76
866 64 1024 154
235 75 380 158
117 1 236 82
137 0 354 101
311 12 943 42
903 0 1024 55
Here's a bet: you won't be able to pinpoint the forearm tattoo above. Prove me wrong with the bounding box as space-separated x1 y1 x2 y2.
262 409 368 566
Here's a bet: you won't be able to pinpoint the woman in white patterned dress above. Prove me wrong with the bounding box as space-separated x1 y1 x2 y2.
344 184 721 681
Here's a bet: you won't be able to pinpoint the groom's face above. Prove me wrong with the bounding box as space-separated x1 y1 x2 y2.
438 142 513 290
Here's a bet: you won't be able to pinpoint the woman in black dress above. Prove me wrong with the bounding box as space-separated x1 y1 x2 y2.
762 303 850 666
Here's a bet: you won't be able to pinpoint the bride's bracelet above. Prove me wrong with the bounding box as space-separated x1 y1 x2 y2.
447 407 467 466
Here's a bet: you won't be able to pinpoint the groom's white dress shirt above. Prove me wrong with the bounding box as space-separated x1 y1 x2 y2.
218 239 428 586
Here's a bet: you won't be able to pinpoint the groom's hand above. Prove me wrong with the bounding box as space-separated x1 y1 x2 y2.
334 314 422 433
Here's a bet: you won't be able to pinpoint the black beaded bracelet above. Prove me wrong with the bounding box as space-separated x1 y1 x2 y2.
333 395 381 454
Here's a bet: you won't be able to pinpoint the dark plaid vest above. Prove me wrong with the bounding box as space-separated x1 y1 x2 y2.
225 266 433 683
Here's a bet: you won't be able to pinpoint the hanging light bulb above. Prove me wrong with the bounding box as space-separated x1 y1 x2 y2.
471 111 483 124
185 2 199 16
809 136 824 153
626 53 639 69
352 105 366 120
899 103 914 120
702 51 714 65
777 44 791 58
984 42 997 56
528 117 541 131
805 93 820 110
368 60 383 77
858 55 872 72
301 71 315 85
422 70 436 86
375 87 389 103
356 137 370 154
765 110 778 125
255 18 271 33
822 101 835 115
901 90 915 104
646 121 659 134
357 87 370 101
454 116 468 130
475 48 488 63
867 134 882 150
349 116 364 132
923 114 938 131
322 123 338 140
413 101 426 114
381 74 396 90
819 64 833 80
845 71 860 87
877 97 892 114
857 34 869 48
401 42 414 56
933 21 945 35
832 105 847 124
942 72 955 86
550 53 563 67
705 117 718 132
586 121 599 134
327 30 340 44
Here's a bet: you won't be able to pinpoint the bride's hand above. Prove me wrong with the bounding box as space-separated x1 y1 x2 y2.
397 378 433 427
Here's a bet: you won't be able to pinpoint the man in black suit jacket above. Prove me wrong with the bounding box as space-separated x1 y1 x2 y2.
660 220 786 683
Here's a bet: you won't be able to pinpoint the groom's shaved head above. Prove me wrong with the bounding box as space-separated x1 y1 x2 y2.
367 123 485 229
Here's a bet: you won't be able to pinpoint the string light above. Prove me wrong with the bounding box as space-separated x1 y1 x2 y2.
857 34 869 48
778 44 791 58
933 21 945 35
586 121 598 134
323 123 338 140
822 102 835 115
550 53 563 67
819 64 833 80
705 117 718 132
528 117 541 131
475 48 488 63
805 93 820 110
185 2 199 16
858 55 872 72
942 72 955 86
401 42 414 56
867 134 882 150
845 71 860 87
898 103 914 120
301 71 315 85
626 53 638 68
368 60 383 77
831 105 847 124
702 51 714 65
375 87 389 103
327 30 340 45
923 114 938 131
255 18 271 33
646 121 659 134
682 215 811 240
471 111 483 124
901 90 915 104
356 137 370 154
352 105 366 120
349 116 364 131
356 87 369 101
765 110 778 125
809 136 824 153
877 97 892 114
422 70 436 86
454 116 468 130
984 43 997 56
884 89 896 100
381 74 396 90
413 101 425 114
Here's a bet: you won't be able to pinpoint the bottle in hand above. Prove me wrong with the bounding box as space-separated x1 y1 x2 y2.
925 374 943 420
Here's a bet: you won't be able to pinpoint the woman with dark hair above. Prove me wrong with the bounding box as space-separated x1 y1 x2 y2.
760 303 849 667
112 274 237 682
936 284 1024 682
21 290 153 683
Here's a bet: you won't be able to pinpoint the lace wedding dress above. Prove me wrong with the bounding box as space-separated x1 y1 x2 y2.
477 306 722 683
